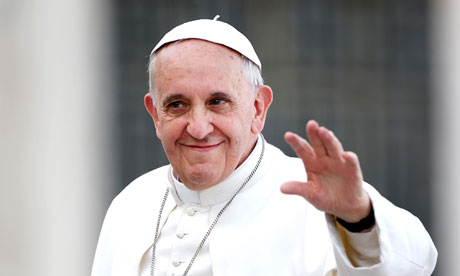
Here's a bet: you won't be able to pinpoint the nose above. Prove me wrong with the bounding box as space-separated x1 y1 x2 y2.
186 108 214 140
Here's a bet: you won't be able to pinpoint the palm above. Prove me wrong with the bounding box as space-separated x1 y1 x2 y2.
281 120 370 222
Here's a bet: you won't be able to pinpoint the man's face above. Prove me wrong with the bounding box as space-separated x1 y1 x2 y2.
146 39 268 190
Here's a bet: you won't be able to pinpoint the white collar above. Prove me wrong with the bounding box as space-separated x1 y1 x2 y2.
168 134 264 207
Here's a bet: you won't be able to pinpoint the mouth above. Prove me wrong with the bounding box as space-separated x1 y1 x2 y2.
183 141 223 153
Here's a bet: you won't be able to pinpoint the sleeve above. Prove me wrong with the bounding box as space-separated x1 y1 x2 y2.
336 224 381 267
326 183 438 276
91 200 117 276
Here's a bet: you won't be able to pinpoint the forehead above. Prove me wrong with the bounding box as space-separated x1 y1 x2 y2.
153 39 247 94
155 39 243 65
153 39 245 82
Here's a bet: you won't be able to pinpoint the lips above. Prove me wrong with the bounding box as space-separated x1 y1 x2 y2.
183 141 223 152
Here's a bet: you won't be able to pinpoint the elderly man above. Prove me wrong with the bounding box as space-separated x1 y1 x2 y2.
92 17 437 276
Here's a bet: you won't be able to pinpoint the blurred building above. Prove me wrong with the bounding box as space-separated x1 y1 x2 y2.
0 0 458 275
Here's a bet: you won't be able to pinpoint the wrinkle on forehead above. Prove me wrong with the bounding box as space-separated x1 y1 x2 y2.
153 39 250 97
155 39 244 73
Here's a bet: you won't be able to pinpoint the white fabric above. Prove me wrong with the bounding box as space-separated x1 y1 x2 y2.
91 138 437 276
151 18 261 69
341 225 380 267
141 203 212 276
140 136 266 276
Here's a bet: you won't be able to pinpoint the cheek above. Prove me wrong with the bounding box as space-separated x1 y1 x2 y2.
157 118 184 142
237 105 256 131
219 113 247 132
221 114 253 145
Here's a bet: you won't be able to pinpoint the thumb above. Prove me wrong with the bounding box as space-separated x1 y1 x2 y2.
281 181 306 196
281 180 320 206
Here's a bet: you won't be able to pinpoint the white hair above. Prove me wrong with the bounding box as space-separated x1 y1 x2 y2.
147 51 264 106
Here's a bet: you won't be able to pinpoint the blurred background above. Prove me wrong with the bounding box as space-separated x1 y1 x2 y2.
0 0 458 275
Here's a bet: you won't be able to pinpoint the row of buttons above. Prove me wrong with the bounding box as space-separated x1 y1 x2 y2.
176 207 196 240
169 206 197 271
166 205 209 275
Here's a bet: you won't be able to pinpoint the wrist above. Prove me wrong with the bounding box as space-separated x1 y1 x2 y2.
336 204 375 233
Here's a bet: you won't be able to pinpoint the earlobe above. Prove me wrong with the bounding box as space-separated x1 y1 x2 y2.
144 93 162 139
251 85 273 134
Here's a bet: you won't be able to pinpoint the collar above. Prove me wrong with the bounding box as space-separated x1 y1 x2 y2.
168 134 264 207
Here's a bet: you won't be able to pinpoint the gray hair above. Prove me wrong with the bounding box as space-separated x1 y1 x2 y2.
147 51 264 106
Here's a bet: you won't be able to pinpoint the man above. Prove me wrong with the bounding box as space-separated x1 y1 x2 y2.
92 17 437 276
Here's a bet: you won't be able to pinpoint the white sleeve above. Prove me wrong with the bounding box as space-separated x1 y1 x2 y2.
91 200 117 276
340 225 381 267
326 183 438 276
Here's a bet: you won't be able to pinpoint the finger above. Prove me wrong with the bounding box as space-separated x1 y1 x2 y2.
318 128 344 160
280 180 305 195
284 131 315 161
342 151 361 171
306 120 327 157
281 180 318 206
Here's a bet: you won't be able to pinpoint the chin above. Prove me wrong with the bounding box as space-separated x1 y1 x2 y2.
184 179 217 191
184 168 223 191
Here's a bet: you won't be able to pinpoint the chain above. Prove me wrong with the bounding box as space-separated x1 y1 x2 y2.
151 136 265 276
150 188 170 276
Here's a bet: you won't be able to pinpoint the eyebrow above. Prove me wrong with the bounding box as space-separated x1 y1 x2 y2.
161 91 233 106
162 93 185 106
209 91 232 99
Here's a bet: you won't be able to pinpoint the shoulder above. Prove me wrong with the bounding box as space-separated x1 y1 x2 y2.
109 165 170 212
100 165 171 239
93 165 172 272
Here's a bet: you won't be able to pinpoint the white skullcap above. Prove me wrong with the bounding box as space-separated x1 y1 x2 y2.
151 15 261 69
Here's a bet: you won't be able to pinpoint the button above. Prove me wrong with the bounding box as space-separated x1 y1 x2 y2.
176 232 185 239
172 259 182 267
186 207 196 216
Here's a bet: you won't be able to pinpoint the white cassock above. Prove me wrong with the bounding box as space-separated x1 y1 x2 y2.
91 135 437 276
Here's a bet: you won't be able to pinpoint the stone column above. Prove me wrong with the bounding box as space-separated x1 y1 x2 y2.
0 0 114 275
430 0 460 274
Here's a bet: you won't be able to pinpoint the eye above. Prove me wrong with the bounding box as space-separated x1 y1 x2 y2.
207 93 232 112
167 101 186 109
164 100 188 115
209 98 227 106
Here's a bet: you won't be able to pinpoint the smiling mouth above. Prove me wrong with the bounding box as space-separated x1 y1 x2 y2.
183 142 223 152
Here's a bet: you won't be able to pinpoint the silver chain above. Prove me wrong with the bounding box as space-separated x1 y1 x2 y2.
150 136 265 276
150 187 170 276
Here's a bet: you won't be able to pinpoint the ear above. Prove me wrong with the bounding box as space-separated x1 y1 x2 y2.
251 85 273 134
144 93 162 139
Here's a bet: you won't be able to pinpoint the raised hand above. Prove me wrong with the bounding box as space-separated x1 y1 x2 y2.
281 120 371 223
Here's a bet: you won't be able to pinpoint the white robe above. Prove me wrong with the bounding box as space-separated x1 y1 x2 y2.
91 137 437 276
